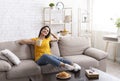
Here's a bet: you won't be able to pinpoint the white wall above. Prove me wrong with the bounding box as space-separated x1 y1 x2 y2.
0 0 42 41
0 0 87 42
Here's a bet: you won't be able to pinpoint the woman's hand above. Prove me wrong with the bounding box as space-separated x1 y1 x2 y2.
51 33 59 41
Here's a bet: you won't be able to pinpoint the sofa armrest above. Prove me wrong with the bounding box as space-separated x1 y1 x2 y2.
84 47 108 60
0 60 12 71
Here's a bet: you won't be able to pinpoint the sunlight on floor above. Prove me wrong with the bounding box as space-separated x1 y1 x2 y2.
106 59 120 79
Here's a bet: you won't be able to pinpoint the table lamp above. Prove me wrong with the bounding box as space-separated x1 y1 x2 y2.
60 15 71 36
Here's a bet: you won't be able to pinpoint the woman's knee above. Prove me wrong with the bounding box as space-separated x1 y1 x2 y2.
42 54 50 58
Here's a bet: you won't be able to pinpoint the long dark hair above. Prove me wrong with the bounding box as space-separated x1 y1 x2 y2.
38 26 51 38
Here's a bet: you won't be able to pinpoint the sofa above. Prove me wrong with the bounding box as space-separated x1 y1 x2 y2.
0 36 108 81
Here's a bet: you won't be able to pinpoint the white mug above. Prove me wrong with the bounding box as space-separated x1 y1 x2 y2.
36 39 43 46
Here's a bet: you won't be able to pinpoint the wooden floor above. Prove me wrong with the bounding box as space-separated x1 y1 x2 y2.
106 59 120 79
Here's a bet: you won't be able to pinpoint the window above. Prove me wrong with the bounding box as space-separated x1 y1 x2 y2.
93 0 120 32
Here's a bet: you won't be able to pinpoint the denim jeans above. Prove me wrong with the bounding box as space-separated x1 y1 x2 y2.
36 54 72 67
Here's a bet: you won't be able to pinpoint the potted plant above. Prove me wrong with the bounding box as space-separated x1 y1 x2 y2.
115 18 120 36
49 3 55 8
115 18 120 27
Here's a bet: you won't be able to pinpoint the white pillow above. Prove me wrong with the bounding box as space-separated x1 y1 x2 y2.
1 49 21 65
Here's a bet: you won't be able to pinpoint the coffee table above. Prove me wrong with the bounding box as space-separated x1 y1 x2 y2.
41 67 87 81
40 67 120 81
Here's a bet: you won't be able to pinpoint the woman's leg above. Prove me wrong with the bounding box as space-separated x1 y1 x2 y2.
51 55 73 65
48 55 76 70
51 55 81 71
36 54 61 66
36 54 75 70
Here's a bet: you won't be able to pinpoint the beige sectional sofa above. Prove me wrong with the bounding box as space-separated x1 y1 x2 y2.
0 37 108 81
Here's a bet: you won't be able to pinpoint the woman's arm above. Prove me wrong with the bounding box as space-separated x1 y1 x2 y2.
19 39 35 45
50 33 59 41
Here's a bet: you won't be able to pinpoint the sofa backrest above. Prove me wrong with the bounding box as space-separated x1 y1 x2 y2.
0 40 32 60
50 41 60 57
58 36 91 56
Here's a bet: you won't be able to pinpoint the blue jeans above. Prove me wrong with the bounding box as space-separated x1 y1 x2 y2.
36 54 72 67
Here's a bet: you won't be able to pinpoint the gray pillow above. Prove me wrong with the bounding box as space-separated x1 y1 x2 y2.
0 60 11 71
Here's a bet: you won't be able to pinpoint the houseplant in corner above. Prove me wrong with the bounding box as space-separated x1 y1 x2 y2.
115 18 120 36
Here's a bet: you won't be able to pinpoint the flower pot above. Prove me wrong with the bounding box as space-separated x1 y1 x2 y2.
50 6 55 9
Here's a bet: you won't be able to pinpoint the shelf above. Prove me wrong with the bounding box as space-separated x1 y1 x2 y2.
43 7 72 36
78 8 91 37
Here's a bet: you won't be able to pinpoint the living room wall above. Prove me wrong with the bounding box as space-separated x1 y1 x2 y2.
0 0 42 41
0 0 88 42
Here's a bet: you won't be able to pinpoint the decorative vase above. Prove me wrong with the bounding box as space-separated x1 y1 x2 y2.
117 28 120 37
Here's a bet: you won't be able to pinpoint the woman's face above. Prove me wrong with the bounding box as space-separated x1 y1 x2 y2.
41 27 50 36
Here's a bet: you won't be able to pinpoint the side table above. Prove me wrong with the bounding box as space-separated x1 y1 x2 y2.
103 35 120 62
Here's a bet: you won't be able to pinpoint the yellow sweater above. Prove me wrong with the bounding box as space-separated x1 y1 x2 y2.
31 37 51 61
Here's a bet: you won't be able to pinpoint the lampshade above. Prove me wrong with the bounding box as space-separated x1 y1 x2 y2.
64 15 71 23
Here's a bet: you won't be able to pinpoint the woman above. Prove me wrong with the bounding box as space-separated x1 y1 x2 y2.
19 26 81 71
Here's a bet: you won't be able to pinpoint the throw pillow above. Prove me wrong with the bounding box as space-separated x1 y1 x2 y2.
0 60 11 71
1 49 21 65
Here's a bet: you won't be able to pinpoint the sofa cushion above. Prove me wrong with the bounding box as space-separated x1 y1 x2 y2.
63 55 99 69
50 41 60 56
0 41 32 60
1 49 21 65
0 60 11 71
7 60 40 79
28 44 35 60
58 37 90 56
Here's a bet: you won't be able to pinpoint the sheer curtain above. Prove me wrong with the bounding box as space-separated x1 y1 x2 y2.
92 0 120 32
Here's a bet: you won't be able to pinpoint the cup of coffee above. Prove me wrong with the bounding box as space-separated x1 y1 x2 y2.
36 39 42 46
